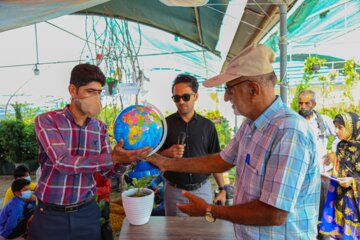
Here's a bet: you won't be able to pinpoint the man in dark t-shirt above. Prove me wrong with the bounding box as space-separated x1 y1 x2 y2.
158 74 226 216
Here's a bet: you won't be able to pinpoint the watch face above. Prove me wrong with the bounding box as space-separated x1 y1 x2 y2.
205 213 216 223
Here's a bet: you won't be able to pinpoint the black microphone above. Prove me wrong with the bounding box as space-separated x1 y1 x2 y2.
178 132 186 145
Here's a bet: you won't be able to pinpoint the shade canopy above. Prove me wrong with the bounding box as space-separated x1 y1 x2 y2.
0 0 298 67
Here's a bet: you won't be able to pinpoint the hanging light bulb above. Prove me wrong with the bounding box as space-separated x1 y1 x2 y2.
33 24 40 76
33 64 40 76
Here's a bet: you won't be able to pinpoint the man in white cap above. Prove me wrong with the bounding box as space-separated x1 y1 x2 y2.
147 44 320 239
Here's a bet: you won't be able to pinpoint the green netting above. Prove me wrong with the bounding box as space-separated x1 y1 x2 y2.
264 0 360 54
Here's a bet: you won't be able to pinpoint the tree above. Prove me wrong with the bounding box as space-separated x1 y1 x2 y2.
200 109 232 150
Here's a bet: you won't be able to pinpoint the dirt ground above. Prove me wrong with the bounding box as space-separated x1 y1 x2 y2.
0 175 17 204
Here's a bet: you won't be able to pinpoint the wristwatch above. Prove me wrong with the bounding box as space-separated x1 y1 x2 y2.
218 186 225 191
205 205 216 223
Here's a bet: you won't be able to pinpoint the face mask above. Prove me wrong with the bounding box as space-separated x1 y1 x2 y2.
298 109 313 118
75 94 101 117
24 176 31 182
21 190 32 200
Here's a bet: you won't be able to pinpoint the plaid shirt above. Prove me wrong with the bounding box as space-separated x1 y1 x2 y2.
221 97 320 239
34 106 121 205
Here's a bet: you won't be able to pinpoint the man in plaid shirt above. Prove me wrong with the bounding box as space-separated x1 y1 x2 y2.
147 45 320 239
28 64 152 240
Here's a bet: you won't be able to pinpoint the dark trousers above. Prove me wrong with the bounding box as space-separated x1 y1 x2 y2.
28 200 101 240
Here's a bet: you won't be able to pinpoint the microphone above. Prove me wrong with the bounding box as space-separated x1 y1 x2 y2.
178 131 186 145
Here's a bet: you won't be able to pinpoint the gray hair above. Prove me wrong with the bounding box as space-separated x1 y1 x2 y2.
251 71 277 87
298 89 316 103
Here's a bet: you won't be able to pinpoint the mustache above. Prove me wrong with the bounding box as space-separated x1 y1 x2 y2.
298 109 313 117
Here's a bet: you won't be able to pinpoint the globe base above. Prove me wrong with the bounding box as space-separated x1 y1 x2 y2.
128 160 160 179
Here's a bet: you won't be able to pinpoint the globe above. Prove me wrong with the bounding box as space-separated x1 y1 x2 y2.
113 104 167 178
113 104 167 156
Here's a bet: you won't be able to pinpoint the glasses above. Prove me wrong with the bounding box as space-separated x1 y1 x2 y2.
224 80 251 94
172 93 195 103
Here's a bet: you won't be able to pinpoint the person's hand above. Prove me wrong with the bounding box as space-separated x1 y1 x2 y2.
162 144 185 158
338 177 354 188
213 190 226 206
28 194 37 202
112 139 152 165
145 153 167 171
176 191 208 216
323 151 336 166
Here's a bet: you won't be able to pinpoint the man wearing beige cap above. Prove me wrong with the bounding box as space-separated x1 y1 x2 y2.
147 44 320 239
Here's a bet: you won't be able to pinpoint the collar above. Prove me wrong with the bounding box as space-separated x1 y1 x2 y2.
175 111 198 121
14 196 26 204
247 96 283 132
64 105 91 127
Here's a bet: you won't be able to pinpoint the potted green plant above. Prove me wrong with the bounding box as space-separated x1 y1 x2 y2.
106 77 119 95
121 176 155 225
328 70 338 81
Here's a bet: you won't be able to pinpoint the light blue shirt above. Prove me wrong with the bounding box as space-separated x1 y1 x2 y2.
220 97 321 239
307 113 338 172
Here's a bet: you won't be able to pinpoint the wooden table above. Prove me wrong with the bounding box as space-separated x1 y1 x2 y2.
119 216 235 239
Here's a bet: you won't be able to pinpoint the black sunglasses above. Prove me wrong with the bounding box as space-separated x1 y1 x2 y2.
172 93 195 103
224 80 252 93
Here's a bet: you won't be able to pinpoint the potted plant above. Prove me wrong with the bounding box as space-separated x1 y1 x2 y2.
106 77 119 95
121 176 155 225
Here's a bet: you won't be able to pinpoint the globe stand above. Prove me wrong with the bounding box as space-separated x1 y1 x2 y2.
128 160 160 179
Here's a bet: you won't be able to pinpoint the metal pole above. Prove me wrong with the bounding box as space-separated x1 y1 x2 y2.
279 4 288 105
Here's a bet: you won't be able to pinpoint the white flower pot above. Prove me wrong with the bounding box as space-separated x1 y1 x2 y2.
121 188 154 225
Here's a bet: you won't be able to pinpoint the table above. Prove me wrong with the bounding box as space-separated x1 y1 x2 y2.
119 216 235 239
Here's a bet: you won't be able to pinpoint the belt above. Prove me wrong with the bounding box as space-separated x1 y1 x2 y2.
167 179 208 191
38 198 94 213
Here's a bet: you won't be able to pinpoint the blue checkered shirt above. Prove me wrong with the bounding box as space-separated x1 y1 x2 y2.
220 97 320 239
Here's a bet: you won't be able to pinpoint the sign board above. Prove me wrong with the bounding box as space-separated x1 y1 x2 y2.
119 83 140 95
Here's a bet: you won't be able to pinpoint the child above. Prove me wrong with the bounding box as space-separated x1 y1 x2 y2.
320 112 360 239
0 179 33 239
2 165 37 207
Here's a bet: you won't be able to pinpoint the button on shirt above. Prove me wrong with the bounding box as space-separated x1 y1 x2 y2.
220 97 320 239
34 106 122 205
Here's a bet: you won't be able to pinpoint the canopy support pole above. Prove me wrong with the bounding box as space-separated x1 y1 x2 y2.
279 4 288 105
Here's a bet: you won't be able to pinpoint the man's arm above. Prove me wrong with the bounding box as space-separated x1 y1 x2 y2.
35 114 151 175
177 191 288 226
213 173 226 205
146 153 233 174
212 200 288 225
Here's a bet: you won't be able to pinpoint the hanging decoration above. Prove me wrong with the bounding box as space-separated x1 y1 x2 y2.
80 15 149 113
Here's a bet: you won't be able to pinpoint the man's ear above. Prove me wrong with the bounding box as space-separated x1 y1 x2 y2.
249 82 260 96
14 191 22 198
194 92 199 101
312 101 317 108
68 84 77 98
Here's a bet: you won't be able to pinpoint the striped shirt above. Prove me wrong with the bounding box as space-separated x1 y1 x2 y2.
34 106 121 205
220 97 320 239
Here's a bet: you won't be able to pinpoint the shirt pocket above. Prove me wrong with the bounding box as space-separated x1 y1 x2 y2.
240 162 264 202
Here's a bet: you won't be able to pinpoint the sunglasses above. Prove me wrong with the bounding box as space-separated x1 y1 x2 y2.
224 80 252 93
171 93 195 103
